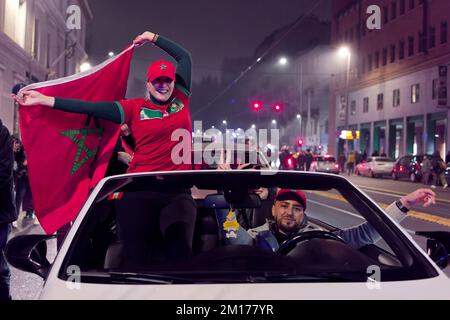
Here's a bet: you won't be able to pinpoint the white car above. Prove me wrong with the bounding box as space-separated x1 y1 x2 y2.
6 170 450 299
355 157 396 178
310 155 340 174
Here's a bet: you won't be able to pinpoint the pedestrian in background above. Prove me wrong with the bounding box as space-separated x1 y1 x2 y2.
0 119 16 300
346 151 356 176
338 152 346 173
430 151 448 189
304 149 313 171
12 137 35 227
421 155 432 185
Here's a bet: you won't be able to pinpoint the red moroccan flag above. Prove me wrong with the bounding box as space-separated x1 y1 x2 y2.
19 45 135 234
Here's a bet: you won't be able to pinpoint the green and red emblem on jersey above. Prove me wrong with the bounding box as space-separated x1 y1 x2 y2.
140 108 164 120
167 98 184 114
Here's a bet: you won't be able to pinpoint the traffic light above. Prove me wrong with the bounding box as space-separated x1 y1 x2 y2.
251 100 263 111
273 103 282 112
297 138 304 146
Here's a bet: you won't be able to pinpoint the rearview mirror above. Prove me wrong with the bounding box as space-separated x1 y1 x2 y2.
416 231 450 269
204 193 262 209
5 234 56 278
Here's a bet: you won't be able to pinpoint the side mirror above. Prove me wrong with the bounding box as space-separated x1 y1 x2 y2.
416 231 450 269
5 234 56 278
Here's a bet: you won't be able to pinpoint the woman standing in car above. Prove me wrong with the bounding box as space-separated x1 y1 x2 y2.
14 31 196 267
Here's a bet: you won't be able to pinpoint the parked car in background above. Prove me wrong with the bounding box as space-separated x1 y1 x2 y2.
391 154 439 183
355 157 396 178
310 155 340 174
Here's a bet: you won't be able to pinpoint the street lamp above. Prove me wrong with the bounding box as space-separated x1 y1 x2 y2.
251 124 256 129
278 57 288 66
108 51 115 57
222 120 227 125
337 46 352 154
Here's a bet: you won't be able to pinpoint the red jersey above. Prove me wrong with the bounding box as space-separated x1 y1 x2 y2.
116 86 192 173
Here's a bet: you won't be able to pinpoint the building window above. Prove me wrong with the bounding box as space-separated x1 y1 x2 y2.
375 51 380 68
363 97 369 113
4 0 28 48
383 7 389 24
393 89 400 107
390 44 396 63
377 93 384 110
391 2 397 20
409 0 415 10
441 21 448 44
46 33 51 69
408 36 414 56
382 47 388 65
418 32 424 53
350 100 356 115
429 27 436 48
368 54 373 71
32 18 39 60
432 79 438 100
411 84 420 103
400 0 405 14
399 40 405 59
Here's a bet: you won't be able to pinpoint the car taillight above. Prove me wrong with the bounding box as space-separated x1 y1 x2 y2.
399 166 404 172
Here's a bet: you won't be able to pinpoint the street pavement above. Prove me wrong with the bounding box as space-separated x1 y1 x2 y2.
8 172 450 299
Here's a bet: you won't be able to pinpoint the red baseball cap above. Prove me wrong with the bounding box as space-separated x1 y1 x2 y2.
147 59 176 82
275 189 307 209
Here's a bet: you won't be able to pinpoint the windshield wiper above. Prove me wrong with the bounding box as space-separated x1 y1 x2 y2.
80 271 195 284
261 271 368 282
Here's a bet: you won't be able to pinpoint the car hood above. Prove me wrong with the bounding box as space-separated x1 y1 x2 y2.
39 275 450 300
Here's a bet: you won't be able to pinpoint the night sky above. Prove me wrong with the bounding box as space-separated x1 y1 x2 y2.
86 0 331 82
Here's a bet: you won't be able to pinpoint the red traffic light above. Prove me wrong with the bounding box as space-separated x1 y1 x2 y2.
251 100 263 111
273 103 282 112
297 138 304 146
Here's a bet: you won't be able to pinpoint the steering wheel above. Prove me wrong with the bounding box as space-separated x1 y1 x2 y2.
277 230 346 255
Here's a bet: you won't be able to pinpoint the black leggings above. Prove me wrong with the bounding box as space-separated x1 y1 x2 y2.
116 190 196 269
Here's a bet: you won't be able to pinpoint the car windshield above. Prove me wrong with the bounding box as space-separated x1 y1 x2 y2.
317 156 336 162
374 158 395 162
59 171 431 284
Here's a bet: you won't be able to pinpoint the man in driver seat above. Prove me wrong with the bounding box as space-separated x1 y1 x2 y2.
219 188 436 251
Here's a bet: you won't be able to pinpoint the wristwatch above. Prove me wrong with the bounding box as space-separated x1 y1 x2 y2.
395 200 409 213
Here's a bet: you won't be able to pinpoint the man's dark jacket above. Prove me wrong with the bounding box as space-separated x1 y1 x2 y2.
0 120 16 223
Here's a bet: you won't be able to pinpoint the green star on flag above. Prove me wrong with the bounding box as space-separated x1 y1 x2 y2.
59 126 104 175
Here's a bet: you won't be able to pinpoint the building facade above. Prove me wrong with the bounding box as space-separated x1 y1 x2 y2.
0 0 92 135
330 0 450 160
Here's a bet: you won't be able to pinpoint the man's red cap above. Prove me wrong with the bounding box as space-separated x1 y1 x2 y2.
147 60 176 82
275 189 307 209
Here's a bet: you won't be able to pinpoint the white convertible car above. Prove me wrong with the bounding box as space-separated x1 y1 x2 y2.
6 170 450 299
